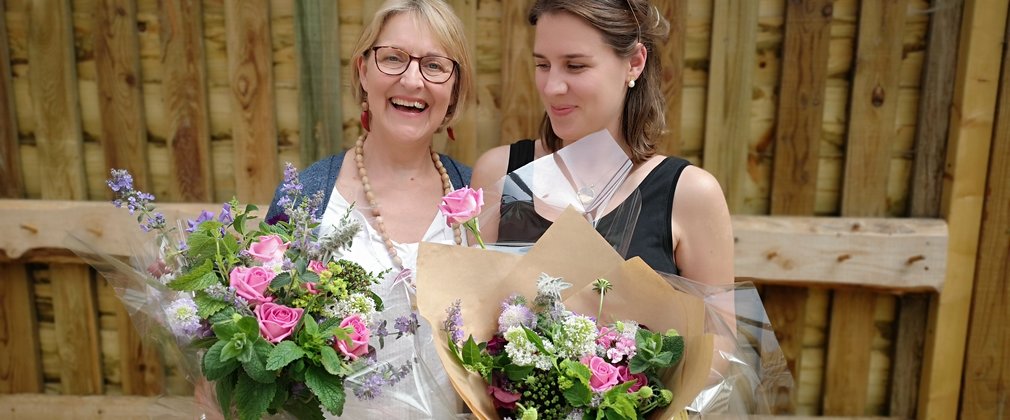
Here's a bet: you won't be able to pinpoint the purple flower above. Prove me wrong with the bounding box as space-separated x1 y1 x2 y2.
218 202 233 224
443 299 465 346
486 334 507 356
353 372 387 400
394 313 419 337
106 169 133 192
186 210 215 233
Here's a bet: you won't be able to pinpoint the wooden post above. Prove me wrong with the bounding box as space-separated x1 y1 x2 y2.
294 0 342 165
94 0 149 189
703 0 757 213
960 23 1010 414
225 0 279 204
919 0 1008 418
0 263 43 393
443 0 478 165
825 0 907 415
0 0 23 198
893 0 964 417
159 0 214 202
500 0 540 146
656 0 687 157
765 0 834 413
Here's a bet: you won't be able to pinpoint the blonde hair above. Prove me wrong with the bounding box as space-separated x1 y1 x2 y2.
529 0 670 164
350 0 474 128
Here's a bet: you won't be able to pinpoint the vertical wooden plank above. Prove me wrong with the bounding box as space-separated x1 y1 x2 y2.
919 0 1007 418
93 0 149 189
115 298 162 396
825 1 907 416
224 1 279 203
294 0 342 166
702 0 757 213
656 0 687 157
499 0 539 145
770 0 833 216
760 286 807 414
160 0 214 202
0 0 24 198
960 39 1010 416
839 0 907 217
892 0 964 417
0 263 43 393
444 0 478 165
50 265 102 395
28 0 86 200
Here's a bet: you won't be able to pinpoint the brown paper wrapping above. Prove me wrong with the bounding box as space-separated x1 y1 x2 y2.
417 208 714 419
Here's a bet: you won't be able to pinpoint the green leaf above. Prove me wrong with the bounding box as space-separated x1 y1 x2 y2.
168 259 218 291
461 336 482 366
203 340 239 381
242 340 276 383
213 319 241 341
448 334 464 366
505 364 534 382
318 317 341 332
305 365 346 416
268 378 289 412
628 354 650 375
560 359 592 406
270 272 292 290
237 316 260 338
209 307 237 325
215 371 237 419
303 314 319 337
662 332 685 366
235 372 276 420
523 326 551 356
300 271 320 285
221 336 249 363
266 340 306 371
195 292 230 318
186 230 219 266
367 290 384 311
320 345 345 376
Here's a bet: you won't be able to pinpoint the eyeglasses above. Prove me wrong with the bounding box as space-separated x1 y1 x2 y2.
370 46 457 84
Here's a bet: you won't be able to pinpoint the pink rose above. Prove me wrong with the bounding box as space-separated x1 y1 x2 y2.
334 315 371 360
583 355 620 392
617 365 648 392
307 260 326 274
248 235 289 263
439 187 484 226
303 282 320 295
229 266 275 305
254 302 303 343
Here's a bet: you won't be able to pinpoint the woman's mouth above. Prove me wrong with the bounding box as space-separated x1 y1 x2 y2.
550 105 575 117
390 97 428 114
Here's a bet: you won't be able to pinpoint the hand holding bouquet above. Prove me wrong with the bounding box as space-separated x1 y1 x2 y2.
99 164 409 419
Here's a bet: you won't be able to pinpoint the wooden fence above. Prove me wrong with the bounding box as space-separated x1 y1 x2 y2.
1 0 1008 418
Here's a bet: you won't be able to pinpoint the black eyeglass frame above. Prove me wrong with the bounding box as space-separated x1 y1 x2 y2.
369 46 458 84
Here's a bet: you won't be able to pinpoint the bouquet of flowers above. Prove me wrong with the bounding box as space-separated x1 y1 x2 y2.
417 209 715 419
445 272 686 419
92 164 415 419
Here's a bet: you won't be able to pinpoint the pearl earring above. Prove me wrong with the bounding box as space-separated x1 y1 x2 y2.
628 79 636 88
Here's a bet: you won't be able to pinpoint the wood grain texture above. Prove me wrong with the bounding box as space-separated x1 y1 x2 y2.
294 0 342 166
761 286 807 414
443 0 478 164
0 0 23 198
499 0 540 145
920 0 1007 418
909 0 963 219
959 13 1010 417
224 0 279 203
822 289 877 415
656 0 687 157
115 299 162 396
889 293 930 418
840 0 907 217
0 263 43 393
703 0 758 213
771 0 833 215
27 0 86 200
160 0 214 202
93 0 149 190
50 264 102 394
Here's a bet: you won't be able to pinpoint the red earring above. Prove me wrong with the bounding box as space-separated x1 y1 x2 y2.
360 101 370 132
447 126 455 142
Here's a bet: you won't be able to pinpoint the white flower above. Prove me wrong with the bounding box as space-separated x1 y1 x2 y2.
554 314 598 359
324 292 378 322
165 297 201 338
504 326 554 370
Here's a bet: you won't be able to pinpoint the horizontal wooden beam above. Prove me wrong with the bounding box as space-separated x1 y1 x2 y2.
0 200 947 291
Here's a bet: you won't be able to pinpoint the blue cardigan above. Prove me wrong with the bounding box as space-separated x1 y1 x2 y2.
266 151 472 223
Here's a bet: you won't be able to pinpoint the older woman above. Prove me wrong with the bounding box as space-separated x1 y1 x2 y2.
263 0 474 417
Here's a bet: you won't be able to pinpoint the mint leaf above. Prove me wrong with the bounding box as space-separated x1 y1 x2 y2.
235 372 276 420
300 271 320 285
242 340 276 383
504 364 533 382
196 292 230 318
213 319 241 341
270 272 292 290
266 340 306 371
203 340 239 381
268 378 289 412
305 365 346 416
215 371 237 419
303 314 319 337
237 316 260 338
560 359 592 406
283 395 324 420
186 229 218 266
320 345 344 376
168 259 218 291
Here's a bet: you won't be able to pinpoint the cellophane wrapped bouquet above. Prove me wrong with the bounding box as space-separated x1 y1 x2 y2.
86 165 420 419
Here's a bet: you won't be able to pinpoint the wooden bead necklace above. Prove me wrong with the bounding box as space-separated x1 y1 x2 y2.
354 133 463 270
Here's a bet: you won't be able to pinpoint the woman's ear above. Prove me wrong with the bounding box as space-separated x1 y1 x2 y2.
356 55 368 91
628 42 647 81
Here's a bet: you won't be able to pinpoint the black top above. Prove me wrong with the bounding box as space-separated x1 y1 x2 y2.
498 139 689 275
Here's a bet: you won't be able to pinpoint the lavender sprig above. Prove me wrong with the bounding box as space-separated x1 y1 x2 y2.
107 169 166 233
443 299 465 346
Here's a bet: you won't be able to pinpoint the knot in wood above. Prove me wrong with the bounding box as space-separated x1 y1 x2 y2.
871 85 886 107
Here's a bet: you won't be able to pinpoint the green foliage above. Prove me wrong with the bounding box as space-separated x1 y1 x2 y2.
266 341 306 371
168 259 218 291
195 291 230 318
305 365 346 416
203 340 239 381
235 372 276 420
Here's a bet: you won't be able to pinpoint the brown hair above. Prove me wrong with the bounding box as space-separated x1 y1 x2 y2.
529 0 670 164
351 0 474 128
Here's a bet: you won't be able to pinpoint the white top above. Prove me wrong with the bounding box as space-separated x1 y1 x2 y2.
319 186 461 419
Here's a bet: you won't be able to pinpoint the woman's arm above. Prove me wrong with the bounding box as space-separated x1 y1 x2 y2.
670 166 735 287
